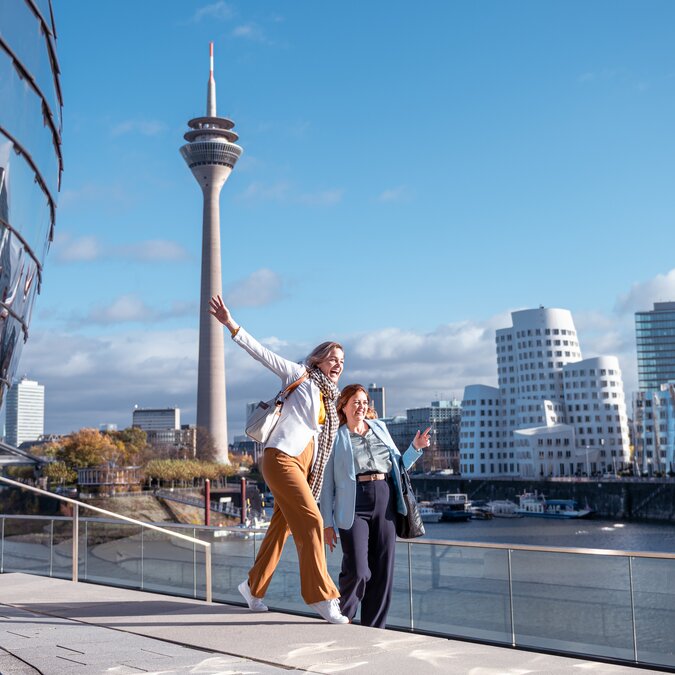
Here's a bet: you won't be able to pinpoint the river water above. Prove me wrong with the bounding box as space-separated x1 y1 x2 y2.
420 516 675 553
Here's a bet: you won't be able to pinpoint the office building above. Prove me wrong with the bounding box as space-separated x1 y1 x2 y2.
0 1 62 407
5 377 45 447
635 302 675 391
459 307 630 478
387 399 461 472
132 407 180 431
633 383 675 476
368 383 386 418
180 43 243 463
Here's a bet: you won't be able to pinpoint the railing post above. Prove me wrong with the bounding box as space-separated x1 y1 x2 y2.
508 548 515 647
49 519 54 577
628 556 638 663
407 542 414 631
205 544 212 603
72 504 79 583
141 527 144 590
1 517 4 573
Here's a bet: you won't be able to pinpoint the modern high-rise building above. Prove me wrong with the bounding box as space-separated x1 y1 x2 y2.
368 383 386 418
5 377 45 447
0 1 62 408
132 407 180 431
633 383 675 476
459 307 630 478
635 302 675 391
180 44 243 464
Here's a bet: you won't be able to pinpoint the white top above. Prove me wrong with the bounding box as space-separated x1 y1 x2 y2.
233 327 323 459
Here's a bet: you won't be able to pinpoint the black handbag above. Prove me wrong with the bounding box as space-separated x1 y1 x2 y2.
395 461 425 539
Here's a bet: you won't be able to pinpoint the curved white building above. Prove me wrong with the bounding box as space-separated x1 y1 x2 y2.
460 307 630 477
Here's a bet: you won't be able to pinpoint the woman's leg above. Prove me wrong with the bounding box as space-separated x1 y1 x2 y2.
360 479 397 628
337 512 371 621
247 450 291 598
253 441 338 604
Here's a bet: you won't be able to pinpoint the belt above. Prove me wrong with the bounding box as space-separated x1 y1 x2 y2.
356 473 386 482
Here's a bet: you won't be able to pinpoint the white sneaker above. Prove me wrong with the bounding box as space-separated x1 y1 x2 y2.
310 598 349 624
238 580 268 612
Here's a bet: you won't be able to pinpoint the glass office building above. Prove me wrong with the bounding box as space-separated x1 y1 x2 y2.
0 0 62 406
636 302 675 391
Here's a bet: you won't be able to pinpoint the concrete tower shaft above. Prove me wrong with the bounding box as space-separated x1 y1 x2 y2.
179 43 243 464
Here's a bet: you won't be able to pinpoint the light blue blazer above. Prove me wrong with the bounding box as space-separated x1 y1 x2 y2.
319 418 423 530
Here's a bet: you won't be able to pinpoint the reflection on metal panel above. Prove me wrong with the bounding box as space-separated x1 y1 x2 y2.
0 0 61 407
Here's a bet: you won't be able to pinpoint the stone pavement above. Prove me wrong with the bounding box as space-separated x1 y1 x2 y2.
0 573 660 674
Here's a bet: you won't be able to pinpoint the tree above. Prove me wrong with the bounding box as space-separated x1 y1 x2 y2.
43 461 77 485
54 429 122 469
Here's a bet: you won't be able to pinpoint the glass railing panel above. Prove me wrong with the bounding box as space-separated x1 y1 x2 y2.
408 542 512 642
511 550 633 661
632 557 675 669
50 517 76 580
387 541 413 629
208 526 260 604
252 532 304 613
81 520 142 590
132 525 195 598
0 516 51 576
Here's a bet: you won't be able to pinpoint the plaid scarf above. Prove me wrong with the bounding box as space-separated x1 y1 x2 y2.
307 367 339 500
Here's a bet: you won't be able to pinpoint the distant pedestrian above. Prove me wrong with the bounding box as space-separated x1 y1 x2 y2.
320 383 430 627
209 295 348 624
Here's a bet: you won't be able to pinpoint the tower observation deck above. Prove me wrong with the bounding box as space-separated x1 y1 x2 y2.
179 43 242 463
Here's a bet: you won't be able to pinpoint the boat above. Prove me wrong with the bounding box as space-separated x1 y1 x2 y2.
485 499 521 518
431 493 472 522
418 503 442 523
468 500 493 520
516 492 592 519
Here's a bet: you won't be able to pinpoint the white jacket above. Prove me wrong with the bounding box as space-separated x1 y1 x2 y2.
233 327 322 458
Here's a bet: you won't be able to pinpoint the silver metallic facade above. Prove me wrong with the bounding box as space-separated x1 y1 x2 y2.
0 0 62 405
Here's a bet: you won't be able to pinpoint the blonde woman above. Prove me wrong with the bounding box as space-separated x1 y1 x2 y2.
209 295 348 624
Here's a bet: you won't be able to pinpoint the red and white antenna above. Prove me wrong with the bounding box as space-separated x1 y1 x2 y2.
209 41 214 81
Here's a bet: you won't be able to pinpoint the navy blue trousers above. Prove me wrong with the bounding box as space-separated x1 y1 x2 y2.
338 477 397 628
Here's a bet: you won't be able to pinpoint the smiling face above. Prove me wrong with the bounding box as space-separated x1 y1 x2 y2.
317 347 344 384
342 389 370 428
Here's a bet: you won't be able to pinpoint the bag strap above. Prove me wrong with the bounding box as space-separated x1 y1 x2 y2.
276 372 309 404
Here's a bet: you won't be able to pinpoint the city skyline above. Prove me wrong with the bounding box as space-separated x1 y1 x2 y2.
11 0 675 437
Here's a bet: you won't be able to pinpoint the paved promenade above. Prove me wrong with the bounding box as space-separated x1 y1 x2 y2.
0 573 660 674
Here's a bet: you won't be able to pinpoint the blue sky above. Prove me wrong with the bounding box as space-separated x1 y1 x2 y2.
16 0 675 436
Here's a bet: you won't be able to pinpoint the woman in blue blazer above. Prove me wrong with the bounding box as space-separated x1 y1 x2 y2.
320 383 430 627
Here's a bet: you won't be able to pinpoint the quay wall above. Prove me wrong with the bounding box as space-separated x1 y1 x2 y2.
412 476 675 522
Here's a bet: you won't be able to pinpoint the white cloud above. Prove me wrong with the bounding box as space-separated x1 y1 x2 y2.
238 181 343 206
192 1 235 22
232 23 267 43
110 120 167 137
377 186 411 203
224 268 284 308
76 294 196 326
615 268 675 314
55 234 102 262
54 234 190 264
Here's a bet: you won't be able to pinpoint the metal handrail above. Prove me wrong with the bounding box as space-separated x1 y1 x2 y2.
0 476 212 602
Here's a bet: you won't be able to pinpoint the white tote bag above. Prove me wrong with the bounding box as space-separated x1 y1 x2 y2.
245 373 308 444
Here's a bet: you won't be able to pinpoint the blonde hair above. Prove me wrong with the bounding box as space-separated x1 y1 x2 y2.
305 341 343 369
337 383 378 425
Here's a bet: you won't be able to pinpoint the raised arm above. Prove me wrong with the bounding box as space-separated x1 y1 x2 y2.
209 295 304 383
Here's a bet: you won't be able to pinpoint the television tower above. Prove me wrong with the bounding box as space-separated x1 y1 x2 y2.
180 43 242 463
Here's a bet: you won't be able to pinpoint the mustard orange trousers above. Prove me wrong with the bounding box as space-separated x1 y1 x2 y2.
248 440 339 604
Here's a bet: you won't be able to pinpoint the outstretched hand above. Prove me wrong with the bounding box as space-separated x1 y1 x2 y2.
413 426 432 450
208 295 238 332
324 526 338 552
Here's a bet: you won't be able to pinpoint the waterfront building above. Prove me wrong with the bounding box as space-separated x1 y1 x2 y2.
368 383 386 418
0 1 63 408
633 382 675 475
180 43 243 463
132 407 180 431
5 377 45 447
459 307 630 478
387 399 461 472
635 301 675 391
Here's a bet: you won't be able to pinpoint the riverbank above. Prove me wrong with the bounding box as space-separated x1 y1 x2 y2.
412 476 675 522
